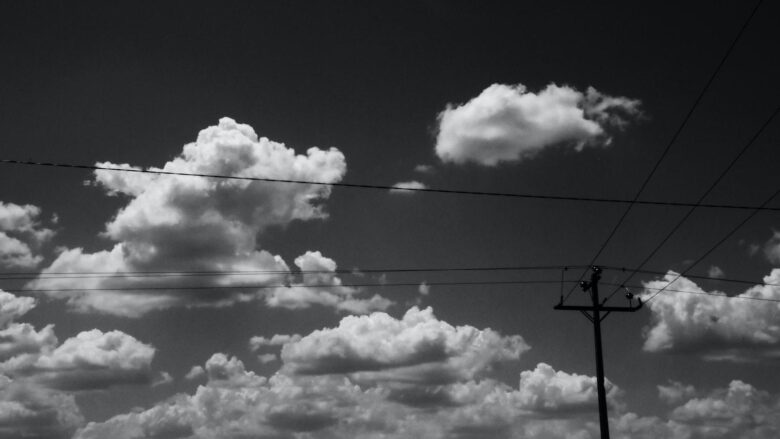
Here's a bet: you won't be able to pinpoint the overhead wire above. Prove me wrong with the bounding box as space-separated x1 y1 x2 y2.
604 106 779 303
2 264 776 288
602 282 780 304
5 279 572 294
645 186 780 302
0 265 586 280
0 159 778 212
562 0 766 303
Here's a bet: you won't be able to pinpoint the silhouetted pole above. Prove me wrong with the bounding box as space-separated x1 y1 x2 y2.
589 268 609 438
554 266 643 439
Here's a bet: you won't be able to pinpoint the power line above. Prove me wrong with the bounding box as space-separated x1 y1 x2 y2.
607 283 780 304
0 265 585 280
5 279 571 294
646 186 780 302
4 264 775 288
563 0 766 304
1 159 778 212
600 266 780 288
604 106 779 302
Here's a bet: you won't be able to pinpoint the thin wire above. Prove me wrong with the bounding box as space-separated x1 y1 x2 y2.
3 264 775 288
562 0 765 304
600 266 780 288
604 106 779 302
0 159 778 212
0 265 586 280
6 279 572 294
646 187 780 302
604 283 780 304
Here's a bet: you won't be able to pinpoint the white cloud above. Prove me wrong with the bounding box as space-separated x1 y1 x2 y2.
0 375 84 439
641 269 780 361
72 353 644 439
0 201 55 269
669 380 780 438
764 231 780 264
26 117 368 317
265 251 392 314
435 83 641 166
389 180 428 194
184 365 205 381
280 306 529 384
414 164 434 173
658 380 697 405
75 306 696 439
418 281 430 295
516 363 623 413
249 334 302 350
151 371 173 387
0 290 164 437
4 329 156 391
0 292 35 328
707 265 725 279
0 323 57 364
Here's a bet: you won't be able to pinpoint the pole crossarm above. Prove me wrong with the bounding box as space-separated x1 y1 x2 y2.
553 300 643 313
552 266 644 439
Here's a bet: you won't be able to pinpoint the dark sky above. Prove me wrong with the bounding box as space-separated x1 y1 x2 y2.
0 1 779 438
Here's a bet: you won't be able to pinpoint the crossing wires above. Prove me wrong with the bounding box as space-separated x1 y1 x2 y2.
562 0 766 304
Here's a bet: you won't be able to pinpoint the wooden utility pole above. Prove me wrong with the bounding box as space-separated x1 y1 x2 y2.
554 266 643 439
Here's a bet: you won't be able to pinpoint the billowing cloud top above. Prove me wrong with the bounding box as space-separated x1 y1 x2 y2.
642 269 780 361
435 83 641 166
281 306 529 383
27 118 368 317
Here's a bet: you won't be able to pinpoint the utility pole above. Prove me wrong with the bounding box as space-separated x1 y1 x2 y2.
554 266 643 439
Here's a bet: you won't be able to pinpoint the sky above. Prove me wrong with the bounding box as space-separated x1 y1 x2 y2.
0 1 779 438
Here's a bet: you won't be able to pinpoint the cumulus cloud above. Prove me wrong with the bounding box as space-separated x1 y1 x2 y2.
1 328 156 391
641 269 780 361
0 201 55 269
0 375 84 439
669 380 780 438
516 363 623 413
435 83 641 166
764 231 780 264
72 355 652 438
280 306 529 384
413 164 434 173
389 180 428 194
26 118 390 317
77 306 735 439
183 365 205 381
707 265 725 279
658 380 697 405
250 334 302 350
265 251 392 314
0 290 163 438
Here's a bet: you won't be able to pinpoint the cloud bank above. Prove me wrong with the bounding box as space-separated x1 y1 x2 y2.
435 83 641 166
72 306 780 438
0 290 159 438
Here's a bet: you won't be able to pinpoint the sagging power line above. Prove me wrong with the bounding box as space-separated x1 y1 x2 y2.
562 0 767 307
1 159 778 212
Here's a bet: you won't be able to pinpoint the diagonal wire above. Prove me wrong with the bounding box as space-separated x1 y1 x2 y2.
1 159 778 211
645 186 780 302
563 0 765 303
604 106 778 302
